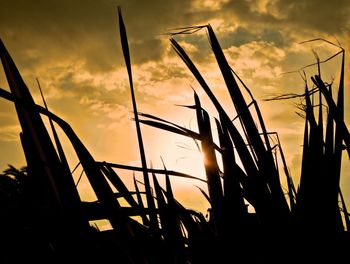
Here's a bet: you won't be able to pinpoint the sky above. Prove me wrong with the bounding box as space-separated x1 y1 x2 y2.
0 0 350 211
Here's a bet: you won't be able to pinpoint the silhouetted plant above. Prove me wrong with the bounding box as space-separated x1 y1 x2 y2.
0 7 348 264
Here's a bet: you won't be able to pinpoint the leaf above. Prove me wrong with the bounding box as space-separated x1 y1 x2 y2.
97 161 206 183
118 7 157 231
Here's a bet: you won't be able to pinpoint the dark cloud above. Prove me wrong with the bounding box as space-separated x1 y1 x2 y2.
0 0 200 73
219 27 284 49
1 0 349 76
148 63 188 82
221 0 282 26
221 0 350 35
275 0 350 33
131 38 165 65
45 70 130 107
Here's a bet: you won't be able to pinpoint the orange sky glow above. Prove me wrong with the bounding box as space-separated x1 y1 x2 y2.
1 0 350 214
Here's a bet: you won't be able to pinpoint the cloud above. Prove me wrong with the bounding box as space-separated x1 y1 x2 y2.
221 0 282 26
0 0 207 74
1 0 349 78
221 0 350 34
0 0 349 205
0 100 21 142
218 27 284 49
275 0 350 34
224 41 285 91
0 124 21 142
79 95 129 123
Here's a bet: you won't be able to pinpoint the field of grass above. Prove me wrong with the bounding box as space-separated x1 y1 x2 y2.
0 8 349 264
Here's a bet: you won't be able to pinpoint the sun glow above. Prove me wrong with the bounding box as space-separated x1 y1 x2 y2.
143 120 210 212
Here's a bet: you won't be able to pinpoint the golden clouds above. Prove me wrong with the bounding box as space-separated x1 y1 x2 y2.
0 0 349 207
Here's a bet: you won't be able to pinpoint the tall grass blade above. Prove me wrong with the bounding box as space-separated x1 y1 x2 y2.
101 164 139 208
231 69 273 153
171 36 288 225
170 38 259 182
312 75 350 157
0 86 134 236
37 78 71 177
215 117 247 220
118 7 157 230
196 186 211 204
36 79 83 213
278 144 296 211
297 84 324 225
208 25 290 218
0 39 71 209
138 118 220 151
325 85 334 158
133 174 150 226
298 98 309 209
98 161 206 182
339 189 350 231
161 161 186 260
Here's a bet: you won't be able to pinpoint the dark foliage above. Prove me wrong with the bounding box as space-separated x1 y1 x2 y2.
0 8 348 264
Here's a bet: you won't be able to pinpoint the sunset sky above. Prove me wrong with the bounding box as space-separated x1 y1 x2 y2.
0 0 349 211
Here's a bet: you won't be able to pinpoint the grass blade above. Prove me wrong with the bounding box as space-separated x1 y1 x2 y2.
195 93 224 234
215 117 247 220
118 7 157 230
312 75 350 157
98 161 206 183
101 164 139 208
133 174 150 226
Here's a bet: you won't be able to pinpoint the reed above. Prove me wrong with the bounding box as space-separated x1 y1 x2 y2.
0 8 348 264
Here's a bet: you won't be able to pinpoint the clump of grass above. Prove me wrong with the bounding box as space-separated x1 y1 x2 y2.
0 7 348 264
